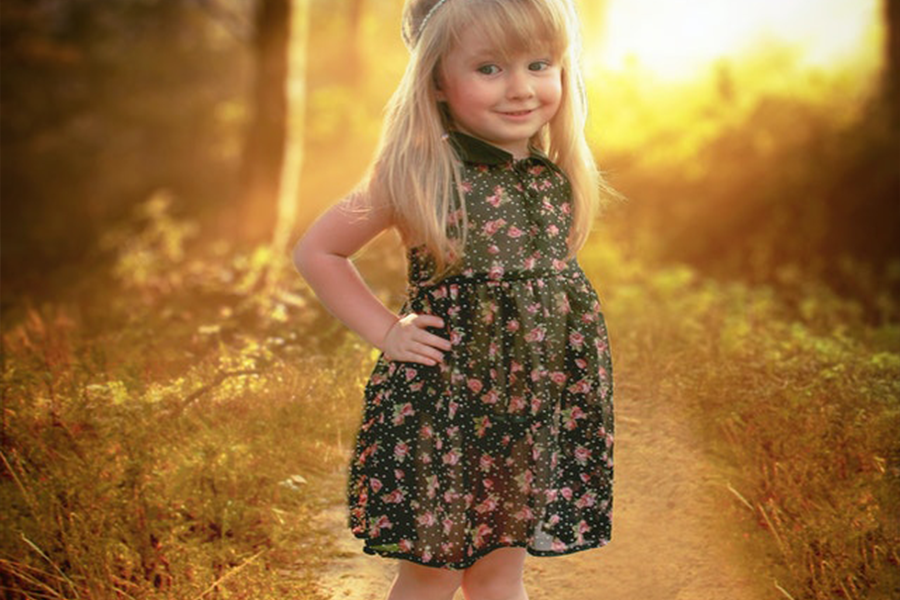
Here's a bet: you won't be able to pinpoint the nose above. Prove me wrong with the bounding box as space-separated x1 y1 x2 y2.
506 67 534 100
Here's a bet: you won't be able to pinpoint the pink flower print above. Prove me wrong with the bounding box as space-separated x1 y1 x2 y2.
506 319 520 333
445 424 460 438
598 365 609 381
420 423 434 438
467 378 483 393
483 477 495 491
547 224 559 237
567 378 592 395
442 448 461 466
448 399 459 419
472 523 493 548
547 513 561 527
488 340 500 358
405 367 417 381
444 489 462 503
370 478 383 493
580 472 591 483
410 381 423 391
488 262 504 280
500 533 516 544
526 301 541 315
574 357 587 369
448 304 460 317
399 538 414 552
417 511 437 527
514 505 535 521
475 494 499 514
507 225 525 238
459 180 472 193
564 406 586 430
550 371 567 385
481 388 500 405
394 441 410 461
508 395 526 412
421 548 433 562
381 488 405 503
488 243 500 255
482 218 507 236
576 491 597 508
530 395 543 413
396 469 407 481
450 329 464 345
427 474 439 498
561 202 571 214
595 337 609 353
529 164 546 176
524 326 546 342
510 359 524 373
479 454 496 471
501 433 511 446
552 258 568 271
523 256 537 269
574 445 592 465
486 185 506 207
580 311 596 324
569 331 585 348
541 197 554 212
392 402 415 426
474 415 492 437
560 487 573 501
442 517 455 535
551 538 568 551
371 514 393 537
432 285 448 299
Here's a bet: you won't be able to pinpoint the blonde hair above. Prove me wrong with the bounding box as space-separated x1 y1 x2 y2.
357 0 612 283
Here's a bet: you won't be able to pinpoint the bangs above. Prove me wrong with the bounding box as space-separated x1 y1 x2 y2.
445 0 570 60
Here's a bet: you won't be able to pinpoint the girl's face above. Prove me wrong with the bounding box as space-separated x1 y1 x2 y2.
435 26 562 159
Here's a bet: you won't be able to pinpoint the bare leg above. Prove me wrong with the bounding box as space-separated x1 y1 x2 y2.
385 559 464 600
461 547 529 600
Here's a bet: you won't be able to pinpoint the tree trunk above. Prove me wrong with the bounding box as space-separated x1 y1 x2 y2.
272 0 310 254
236 0 290 245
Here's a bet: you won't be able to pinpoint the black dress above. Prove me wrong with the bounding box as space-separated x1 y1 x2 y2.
347 131 614 570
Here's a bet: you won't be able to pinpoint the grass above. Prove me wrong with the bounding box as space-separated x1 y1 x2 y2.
2 197 898 598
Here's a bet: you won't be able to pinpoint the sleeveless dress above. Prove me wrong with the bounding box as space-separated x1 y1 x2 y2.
347 131 614 570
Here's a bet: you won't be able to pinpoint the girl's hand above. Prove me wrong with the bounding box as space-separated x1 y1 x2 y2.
381 313 453 366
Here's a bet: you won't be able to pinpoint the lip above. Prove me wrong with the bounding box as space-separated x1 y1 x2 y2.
498 109 535 118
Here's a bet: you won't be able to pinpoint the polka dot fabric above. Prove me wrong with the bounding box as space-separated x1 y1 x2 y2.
347 131 614 570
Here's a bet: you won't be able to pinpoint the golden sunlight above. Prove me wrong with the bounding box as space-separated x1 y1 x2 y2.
587 0 883 80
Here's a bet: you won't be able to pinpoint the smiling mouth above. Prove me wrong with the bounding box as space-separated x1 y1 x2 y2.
500 109 534 117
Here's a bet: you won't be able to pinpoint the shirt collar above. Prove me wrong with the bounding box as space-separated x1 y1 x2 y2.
446 131 554 167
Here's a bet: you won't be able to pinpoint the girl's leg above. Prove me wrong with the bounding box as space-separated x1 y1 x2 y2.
461 547 529 600
385 559 464 600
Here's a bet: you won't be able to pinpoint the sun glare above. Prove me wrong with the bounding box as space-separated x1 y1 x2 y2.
586 0 883 80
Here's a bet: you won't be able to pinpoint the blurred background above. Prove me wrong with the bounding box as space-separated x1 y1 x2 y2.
2 0 897 308
1 1 898 598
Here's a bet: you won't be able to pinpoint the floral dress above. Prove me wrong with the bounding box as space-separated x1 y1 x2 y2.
347 131 614 570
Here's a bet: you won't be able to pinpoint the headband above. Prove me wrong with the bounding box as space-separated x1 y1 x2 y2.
416 0 450 43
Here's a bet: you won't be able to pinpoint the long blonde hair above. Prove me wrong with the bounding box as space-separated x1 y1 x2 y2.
357 0 611 282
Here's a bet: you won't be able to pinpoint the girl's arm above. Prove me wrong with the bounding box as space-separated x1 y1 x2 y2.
292 192 451 365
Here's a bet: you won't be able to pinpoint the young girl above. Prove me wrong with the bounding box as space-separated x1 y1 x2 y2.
293 0 614 598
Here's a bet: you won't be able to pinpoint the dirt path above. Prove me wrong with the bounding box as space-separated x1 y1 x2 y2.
312 382 774 600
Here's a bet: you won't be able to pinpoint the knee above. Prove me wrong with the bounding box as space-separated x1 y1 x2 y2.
392 560 463 600
462 570 525 600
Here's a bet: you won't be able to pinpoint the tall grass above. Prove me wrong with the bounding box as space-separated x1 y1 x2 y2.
0 195 374 598
581 236 900 599
2 196 898 598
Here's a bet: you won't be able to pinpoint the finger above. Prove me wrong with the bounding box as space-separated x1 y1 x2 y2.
415 314 446 329
411 341 445 363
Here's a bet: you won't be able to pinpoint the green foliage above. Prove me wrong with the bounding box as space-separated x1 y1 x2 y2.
582 240 900 599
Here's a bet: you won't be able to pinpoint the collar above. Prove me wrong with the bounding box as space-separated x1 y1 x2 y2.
446 131 554 168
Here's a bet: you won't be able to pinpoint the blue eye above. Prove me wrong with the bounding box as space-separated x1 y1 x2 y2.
477 64 500 75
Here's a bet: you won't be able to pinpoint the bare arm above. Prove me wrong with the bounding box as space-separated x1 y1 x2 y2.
292 192 452 364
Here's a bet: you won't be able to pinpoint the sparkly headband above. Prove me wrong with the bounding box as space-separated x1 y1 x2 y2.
416 0 450 42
